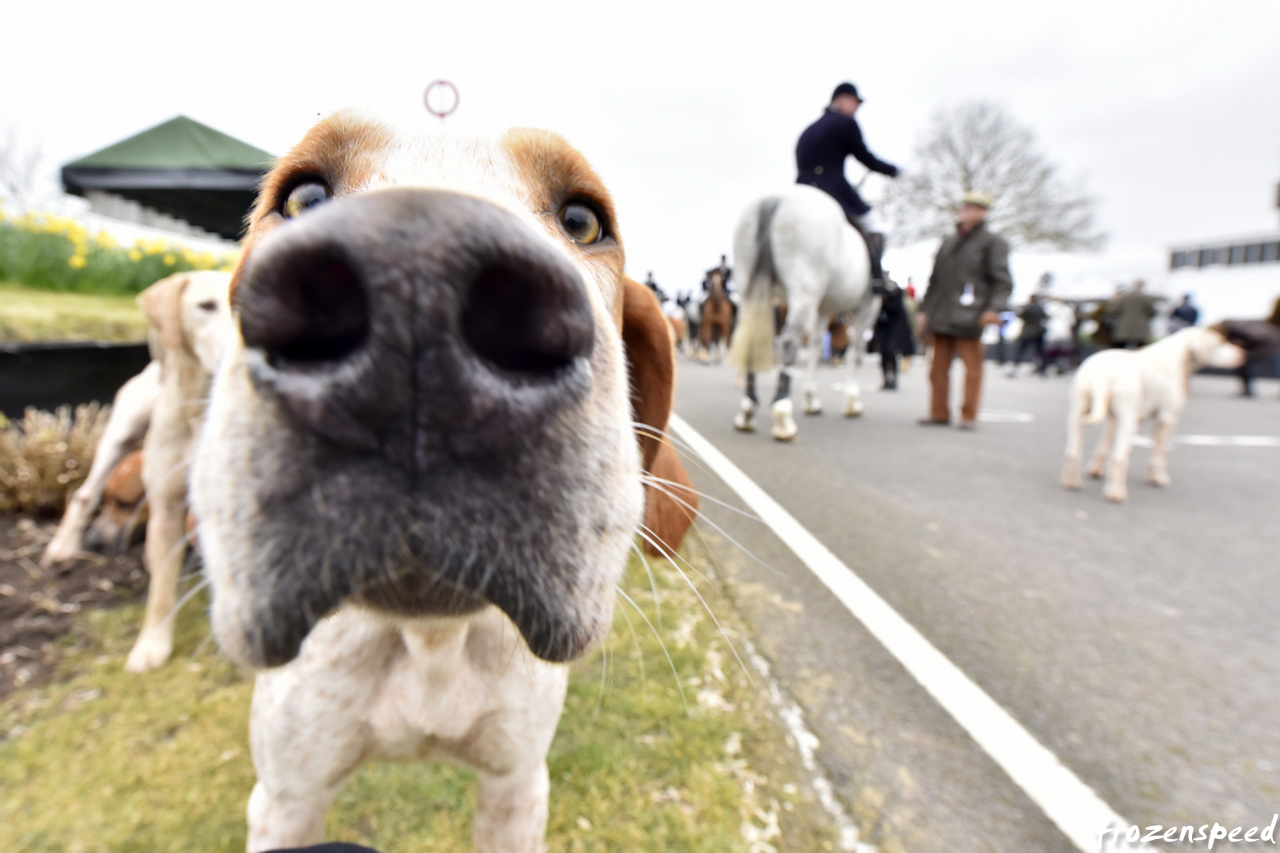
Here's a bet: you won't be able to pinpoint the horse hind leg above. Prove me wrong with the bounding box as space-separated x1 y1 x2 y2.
771 370 798 441
843 347 865 417
802 332 823 416
734 372 758 433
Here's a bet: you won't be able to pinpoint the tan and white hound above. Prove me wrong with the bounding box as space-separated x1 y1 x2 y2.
190 113 695 851
126 270 232 671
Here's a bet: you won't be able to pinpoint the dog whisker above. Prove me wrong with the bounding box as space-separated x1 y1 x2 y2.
614 584 688 712
634 524 753 688
642 473 760 522
641 476 783 581
167 573 212 623
631 531 665 634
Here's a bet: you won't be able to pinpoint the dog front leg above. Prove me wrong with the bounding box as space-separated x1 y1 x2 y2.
475 763 550 853
1086 417 1116 480
1103 414 1139 503
1062 402 1086 490
125 488 187 672
245 780 331 852
1147 417 1175 487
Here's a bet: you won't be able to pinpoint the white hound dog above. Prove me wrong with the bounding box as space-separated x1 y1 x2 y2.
1061 325 1245 502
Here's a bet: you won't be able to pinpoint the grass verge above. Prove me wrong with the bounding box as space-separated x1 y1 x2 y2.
0 550 838 852
0 282 148 343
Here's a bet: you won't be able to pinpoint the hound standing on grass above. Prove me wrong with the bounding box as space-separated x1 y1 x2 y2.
1061 325 1246 503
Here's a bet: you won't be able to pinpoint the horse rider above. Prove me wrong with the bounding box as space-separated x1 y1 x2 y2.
643 270 667 302
702 253 737 320
796 81 900 291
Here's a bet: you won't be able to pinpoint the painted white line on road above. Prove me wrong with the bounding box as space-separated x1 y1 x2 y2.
1130 434 1280 448
669 413 1158 853
979 408 1036 423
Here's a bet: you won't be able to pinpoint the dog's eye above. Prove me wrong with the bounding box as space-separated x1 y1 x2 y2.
557 201 603 245
283 181 332 219
197 299 218 312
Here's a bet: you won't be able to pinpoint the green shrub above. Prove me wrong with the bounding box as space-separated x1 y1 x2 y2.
0 205 237 296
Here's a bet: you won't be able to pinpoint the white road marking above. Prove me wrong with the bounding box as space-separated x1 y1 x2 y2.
1130 434 1280 448
669 413 1159 853
978 408 1036 423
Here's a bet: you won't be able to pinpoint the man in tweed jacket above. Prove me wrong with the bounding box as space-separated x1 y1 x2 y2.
916 191 1014 429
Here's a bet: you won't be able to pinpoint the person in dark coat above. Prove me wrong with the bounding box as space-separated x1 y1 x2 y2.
915 191 1013 429
1220 308 1280 397
1110 280 1156 349
795 82 899 287
1009 294 1048 377
643 271 665 302
867 275 915 390
1168 293 1199 332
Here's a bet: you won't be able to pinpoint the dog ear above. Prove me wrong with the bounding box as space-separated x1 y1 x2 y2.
641 438 699 557
137 273 191 353
620 277 698 555
621 276 675 471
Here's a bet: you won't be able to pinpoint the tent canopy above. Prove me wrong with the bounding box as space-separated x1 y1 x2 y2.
61 115 274 240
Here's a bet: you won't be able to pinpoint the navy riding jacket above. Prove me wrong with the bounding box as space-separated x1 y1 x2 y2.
795 108 898 218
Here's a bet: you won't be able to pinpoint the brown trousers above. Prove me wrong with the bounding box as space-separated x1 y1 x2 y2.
928 334 984 422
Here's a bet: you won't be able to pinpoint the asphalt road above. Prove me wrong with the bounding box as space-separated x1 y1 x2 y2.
670 353 1280 852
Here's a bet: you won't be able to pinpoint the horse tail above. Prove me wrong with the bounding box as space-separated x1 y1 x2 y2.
728 196 782 373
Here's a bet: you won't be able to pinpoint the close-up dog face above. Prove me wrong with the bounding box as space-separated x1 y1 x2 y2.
192 112 666 670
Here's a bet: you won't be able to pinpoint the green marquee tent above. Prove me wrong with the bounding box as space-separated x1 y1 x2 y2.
61 115 274 241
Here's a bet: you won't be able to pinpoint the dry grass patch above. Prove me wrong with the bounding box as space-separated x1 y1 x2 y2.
0 404 108 515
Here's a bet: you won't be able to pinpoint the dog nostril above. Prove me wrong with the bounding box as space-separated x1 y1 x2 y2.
240 248 370 368
460 262 594 376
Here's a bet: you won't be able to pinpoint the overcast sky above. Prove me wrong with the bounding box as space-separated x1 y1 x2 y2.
6 0 1279 299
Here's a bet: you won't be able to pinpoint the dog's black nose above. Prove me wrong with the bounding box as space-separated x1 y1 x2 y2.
460 261 594 377
234 189 595 458
239 245 370 368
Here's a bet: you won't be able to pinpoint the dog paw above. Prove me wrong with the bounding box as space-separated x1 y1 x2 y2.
125 631 174 673
40 544 84 568
733 413 756 433
1103 488 1128 503
1148 473 1171 488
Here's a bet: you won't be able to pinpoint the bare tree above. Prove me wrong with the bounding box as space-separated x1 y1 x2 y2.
883 101 1105 251
0 123 47 207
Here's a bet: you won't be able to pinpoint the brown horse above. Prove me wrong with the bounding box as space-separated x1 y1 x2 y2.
698 268 734 362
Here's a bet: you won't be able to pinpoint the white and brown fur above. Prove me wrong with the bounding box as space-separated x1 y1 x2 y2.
189 113 694 851
42 362 160 566
1061 325 1245 502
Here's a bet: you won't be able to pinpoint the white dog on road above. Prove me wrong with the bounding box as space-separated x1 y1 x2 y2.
1061 325 1246 502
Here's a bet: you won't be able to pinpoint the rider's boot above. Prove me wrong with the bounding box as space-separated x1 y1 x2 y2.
867 232 887 295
